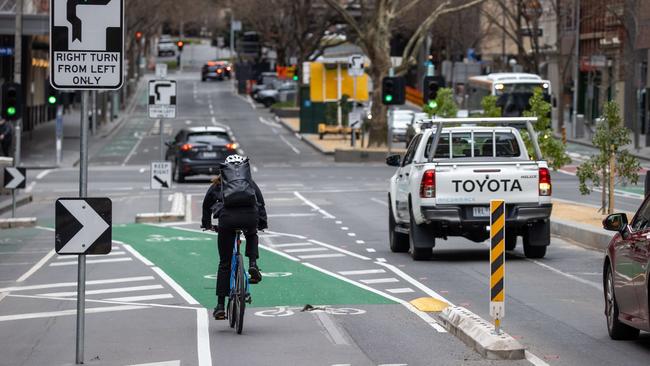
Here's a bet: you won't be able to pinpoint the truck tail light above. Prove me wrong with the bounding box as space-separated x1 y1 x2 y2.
420 169 436 198
181 143 193 152
539 167 551 196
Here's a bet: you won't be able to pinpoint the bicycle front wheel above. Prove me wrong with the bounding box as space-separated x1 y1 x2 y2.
235 254 246 334
227 297 236 328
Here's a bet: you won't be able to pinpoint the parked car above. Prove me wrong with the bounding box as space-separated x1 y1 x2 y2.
157 38 176 57
165 126 238 183
388 109 415 142
251 72 279 99
201 61 231 81
602 197 650 339
255 81 297 107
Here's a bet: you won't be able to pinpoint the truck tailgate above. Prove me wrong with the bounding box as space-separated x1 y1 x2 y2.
434 162 540 205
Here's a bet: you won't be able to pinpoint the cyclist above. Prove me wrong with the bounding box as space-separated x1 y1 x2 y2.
201 154 267 320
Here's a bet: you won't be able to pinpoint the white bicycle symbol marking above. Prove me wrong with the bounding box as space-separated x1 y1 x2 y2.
145 234 212 242
254 306 366 317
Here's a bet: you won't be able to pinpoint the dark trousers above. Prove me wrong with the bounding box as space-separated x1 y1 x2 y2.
0 140 11 157
216 209 259 297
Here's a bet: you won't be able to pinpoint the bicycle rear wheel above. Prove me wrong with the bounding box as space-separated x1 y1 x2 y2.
235 254 246 334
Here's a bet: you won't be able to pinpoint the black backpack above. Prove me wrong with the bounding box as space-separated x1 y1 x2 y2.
220 160 257 207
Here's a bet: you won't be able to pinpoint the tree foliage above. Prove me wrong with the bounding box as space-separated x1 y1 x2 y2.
521 88 570 170
423 87 458 117
480 95 501 117
577 101 641 213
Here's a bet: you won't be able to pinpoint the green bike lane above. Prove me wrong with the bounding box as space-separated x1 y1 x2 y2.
112 223 393 308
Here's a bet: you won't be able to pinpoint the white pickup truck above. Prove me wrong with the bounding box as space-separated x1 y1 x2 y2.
387 117 552 260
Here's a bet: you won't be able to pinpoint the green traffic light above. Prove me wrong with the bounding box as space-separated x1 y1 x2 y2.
384 95 393 103
48 96 57 105
293 75 299 81
7 106 16 116
428 100 437 109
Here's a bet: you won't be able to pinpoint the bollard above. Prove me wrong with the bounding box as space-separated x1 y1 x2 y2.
490 199 505 335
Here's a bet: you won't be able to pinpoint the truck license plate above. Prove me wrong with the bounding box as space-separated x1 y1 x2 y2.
473 207 490 217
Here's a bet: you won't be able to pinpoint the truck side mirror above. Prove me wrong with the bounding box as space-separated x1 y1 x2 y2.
386 154 401 167
603 213 628 233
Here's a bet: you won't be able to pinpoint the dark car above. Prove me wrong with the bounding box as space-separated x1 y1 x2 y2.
602 196 650 339
165 126 238 182
201 61 231 81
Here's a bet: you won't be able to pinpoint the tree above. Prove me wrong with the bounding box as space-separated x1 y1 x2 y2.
481 95 501 117
577 101 641 214
322 0 486 146
523 87 570 170
423 87 458 117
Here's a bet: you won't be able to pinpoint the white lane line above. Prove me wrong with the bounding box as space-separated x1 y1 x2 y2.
370 197 389 206
315 311 349 346
260 244 301 262
284 247 329 253
360 278 399 284
303 263 446 333
386 288 415 294
293 192 335 219
356 240 365 244
122 135 145 166
127 360 181 366
376 258 387 263
16 249 55 282
297 253 346 259
309 240 371 261
121 243 154 266
25 181 36 193
335 220 342 224
270 242 313 248
0 276 155 293
9 293 199 311
267 213 317 218
152 267 199 305
525 351 551 366
523 257 601 291
106 294 173 302
36 169 52 180
338 269 386 276
211 117 217 125
340 227 349 230
50 257 133 267
0 305 148 322
0 292 8 304
196 308 213 366
366 248 376 253
279 134 301 154
347 233 357 237
375 262 450 304
39 285 164 298
186 194 193 223
55 251 126 259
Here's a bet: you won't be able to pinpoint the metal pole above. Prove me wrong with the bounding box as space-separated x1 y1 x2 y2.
230 14 235 63
351 75 357 147
11 0 23 217
56 105 63 166
76 91 89 365
91 91 97 135
387 68 394 154
571 0 581 138
159 118 163 212
337 63 342 127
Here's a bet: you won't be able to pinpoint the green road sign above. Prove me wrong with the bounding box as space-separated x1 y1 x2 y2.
112 224 394 308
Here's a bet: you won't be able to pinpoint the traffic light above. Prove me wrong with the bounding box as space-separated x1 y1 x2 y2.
382 76 405 105
2 82 22 120
135 31 143 41
176 40 185 52
423 76 440 105
47 84 60 105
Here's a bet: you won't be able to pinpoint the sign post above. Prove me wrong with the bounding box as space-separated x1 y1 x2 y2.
148 79 176 212
50 0 123 363
490 199 506 335
348 55 364 147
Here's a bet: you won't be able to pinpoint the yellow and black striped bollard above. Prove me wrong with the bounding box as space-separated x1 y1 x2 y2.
490 199 505 334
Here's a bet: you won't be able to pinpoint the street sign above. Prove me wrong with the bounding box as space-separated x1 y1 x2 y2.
55 198 112 255
348 55 364 77
49 0 124 90
148 80 177 118
232 20 242 31
155 63 168 78
151 161 172 189
3 167 26 189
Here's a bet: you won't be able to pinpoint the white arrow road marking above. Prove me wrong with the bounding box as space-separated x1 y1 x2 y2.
126 361 180 366
5 167 25 189
58 200 110 254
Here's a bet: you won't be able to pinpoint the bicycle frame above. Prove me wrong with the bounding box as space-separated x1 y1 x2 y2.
229 231 249 298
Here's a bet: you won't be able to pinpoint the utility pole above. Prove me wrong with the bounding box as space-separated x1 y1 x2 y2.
11 0 23 218
571 0 581 139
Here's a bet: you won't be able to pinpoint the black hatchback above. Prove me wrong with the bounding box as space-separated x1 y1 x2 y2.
165 126 238 182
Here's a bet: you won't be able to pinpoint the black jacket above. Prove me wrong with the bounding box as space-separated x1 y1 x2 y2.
201 180 267 230
0 122 11 142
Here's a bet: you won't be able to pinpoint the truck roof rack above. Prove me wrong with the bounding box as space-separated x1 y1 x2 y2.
422 117 542 161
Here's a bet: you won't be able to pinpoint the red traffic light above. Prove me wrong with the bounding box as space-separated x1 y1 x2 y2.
177 41 184 47
135 31 143 40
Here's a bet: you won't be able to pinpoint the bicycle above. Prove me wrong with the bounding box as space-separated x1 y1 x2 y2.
227 230 251 334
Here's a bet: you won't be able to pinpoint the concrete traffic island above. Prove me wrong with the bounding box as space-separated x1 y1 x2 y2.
0 217 37 229
438 306 526 360
135 192 185 223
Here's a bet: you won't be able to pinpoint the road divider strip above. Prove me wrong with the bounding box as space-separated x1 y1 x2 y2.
135 192 185 223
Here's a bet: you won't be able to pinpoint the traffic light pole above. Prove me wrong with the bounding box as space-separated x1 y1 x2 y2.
11 0 23 218
76 90 89 365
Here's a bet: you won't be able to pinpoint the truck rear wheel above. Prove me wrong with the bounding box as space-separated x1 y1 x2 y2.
523 221 550 259
389 197 409 253
505 232 517 251
409 206 433 261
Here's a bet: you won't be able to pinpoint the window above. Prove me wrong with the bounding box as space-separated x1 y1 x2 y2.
402 134 422 166
450 133 472 158
433 134 450 159
430 131 521 159
473 132 494 157
187 132 230 144
631 198 650 232
494 133 521 157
